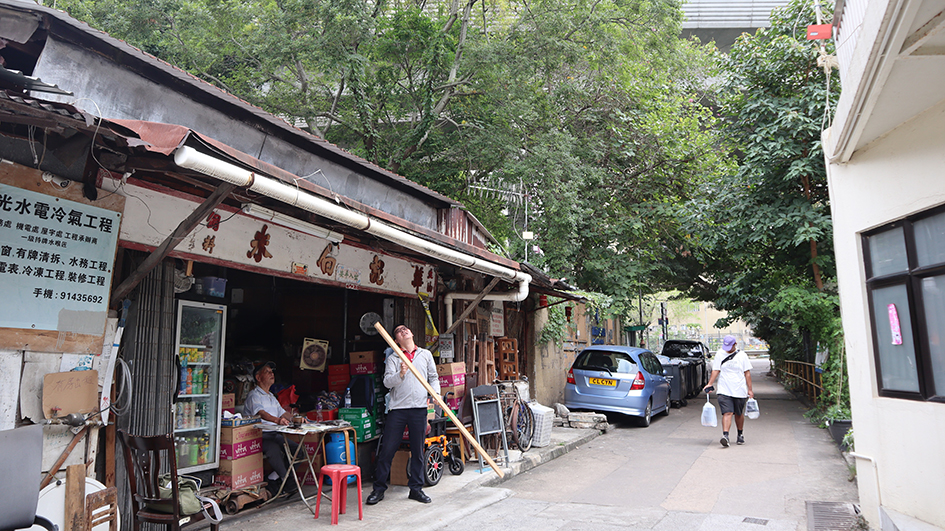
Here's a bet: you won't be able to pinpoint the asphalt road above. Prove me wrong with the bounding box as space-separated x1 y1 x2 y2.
439 358 860 531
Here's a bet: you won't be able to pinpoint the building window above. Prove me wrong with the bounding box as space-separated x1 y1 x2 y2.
864 206 945 402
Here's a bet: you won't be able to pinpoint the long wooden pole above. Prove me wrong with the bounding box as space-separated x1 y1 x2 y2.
374 322 504 478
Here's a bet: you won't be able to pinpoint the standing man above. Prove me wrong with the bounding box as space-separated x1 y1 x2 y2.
703 335 753 447
243 361 299 496
367 324 440 505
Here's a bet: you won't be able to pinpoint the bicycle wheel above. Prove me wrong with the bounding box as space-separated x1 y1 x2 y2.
515 401 534 452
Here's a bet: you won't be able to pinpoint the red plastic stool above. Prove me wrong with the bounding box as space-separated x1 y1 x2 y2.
315 464 363 524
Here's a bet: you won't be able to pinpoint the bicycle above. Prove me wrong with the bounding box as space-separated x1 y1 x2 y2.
496 379 534 452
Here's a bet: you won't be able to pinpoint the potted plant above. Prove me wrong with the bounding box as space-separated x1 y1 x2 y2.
823 404 852 450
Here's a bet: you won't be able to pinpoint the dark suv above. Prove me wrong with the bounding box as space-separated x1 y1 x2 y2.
660 340 711 397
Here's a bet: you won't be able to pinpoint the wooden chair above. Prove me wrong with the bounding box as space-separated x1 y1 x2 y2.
118 430 220 531
86 487 118 531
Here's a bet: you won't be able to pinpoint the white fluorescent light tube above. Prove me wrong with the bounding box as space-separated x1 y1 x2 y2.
241 203 344 243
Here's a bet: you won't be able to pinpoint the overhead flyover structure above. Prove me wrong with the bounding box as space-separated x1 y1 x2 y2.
681 0 790 50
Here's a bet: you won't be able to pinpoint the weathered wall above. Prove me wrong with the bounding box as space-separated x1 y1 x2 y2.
827 96 945 529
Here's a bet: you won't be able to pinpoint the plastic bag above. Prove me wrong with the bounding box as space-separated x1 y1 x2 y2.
701 396 718 427
745 398 760 419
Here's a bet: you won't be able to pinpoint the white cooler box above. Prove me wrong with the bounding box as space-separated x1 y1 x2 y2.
529 402 555 447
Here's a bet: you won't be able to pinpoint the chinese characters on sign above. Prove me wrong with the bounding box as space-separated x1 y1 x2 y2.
0 183 121 333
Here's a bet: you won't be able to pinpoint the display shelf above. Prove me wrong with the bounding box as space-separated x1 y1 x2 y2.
174 426 210 433
174 300 227 475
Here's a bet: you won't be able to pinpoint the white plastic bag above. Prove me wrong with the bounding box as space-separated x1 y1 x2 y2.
745 398 760 419
701 396 718 427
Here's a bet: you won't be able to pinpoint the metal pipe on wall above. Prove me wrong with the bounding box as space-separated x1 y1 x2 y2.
173 146 532 293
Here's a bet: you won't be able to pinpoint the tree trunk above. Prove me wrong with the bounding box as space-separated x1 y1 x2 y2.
802 175 824 291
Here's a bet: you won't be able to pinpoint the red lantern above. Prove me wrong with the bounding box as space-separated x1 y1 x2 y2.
565 306 572 322
539 294 548 307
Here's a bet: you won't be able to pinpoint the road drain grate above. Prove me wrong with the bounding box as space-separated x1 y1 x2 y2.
743 517 769 525
806 501 860 531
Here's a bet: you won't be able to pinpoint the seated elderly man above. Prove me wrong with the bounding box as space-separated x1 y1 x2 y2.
243 361 299 496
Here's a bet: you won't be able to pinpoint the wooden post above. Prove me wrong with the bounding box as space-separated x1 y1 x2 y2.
65 464 86 531
41 426 89 490
374 322 504 478
105 423 116 488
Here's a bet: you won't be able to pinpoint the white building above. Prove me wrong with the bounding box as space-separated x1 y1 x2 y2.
824 0 945 529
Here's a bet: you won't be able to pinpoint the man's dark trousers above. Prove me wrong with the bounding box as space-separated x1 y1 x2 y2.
261 431 299 482
373 407 427 493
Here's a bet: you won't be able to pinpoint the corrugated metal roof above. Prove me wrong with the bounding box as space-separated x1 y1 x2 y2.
0 0 461 209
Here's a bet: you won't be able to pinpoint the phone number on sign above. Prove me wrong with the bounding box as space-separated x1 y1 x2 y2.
59 292 104 304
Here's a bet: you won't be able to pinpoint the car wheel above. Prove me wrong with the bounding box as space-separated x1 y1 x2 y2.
638 400 652 427
660 395 670 416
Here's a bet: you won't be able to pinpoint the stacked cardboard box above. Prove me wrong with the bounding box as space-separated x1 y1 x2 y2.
217 424 264 489
349 351 383 376
437 362 466 411
339 407 377 441
296 436 326 485
390 449 411 486
327 364 350 393
221 393 235 414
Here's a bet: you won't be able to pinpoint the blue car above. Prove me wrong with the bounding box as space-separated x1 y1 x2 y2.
564 346 671 427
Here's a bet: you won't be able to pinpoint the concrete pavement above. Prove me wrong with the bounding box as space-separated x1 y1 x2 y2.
219 425 602 530
438 358 860 531
220 358 859 530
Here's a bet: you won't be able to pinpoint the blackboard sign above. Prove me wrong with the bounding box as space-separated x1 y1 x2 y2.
471 385 503 435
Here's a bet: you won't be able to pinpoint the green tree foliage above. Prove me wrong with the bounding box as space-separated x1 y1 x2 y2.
681 0 840 363
45 0 730 326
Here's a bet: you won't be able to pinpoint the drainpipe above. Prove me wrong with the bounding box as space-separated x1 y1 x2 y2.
173 146 531 295
443 278 530 330
848 452 882 507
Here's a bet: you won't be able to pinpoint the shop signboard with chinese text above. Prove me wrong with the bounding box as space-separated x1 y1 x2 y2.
115 182 436 297
0 166 124 353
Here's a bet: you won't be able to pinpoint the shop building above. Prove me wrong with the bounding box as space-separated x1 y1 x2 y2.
0 0 584 526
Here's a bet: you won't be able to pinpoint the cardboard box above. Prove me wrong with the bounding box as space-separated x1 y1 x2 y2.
216 452 263 489
438 373 465 388
346 417 373 430
339 407 371 420
355 424 377 442
350 351 383 364
328 364 349 376
391 450 411 486
220 424 262 460
220 416 260 427
296 443 326 485
441 384 465 399
436 362 466 377
350 362 379 375
221 393 235 413
445 396 461 410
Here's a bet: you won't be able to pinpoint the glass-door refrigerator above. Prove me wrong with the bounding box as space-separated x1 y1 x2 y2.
173 300 227 473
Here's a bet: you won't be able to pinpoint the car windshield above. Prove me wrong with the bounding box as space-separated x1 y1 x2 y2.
574 350 638 374
662 343 701 358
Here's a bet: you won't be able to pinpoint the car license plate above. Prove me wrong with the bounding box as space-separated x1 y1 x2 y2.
589 377 616 387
